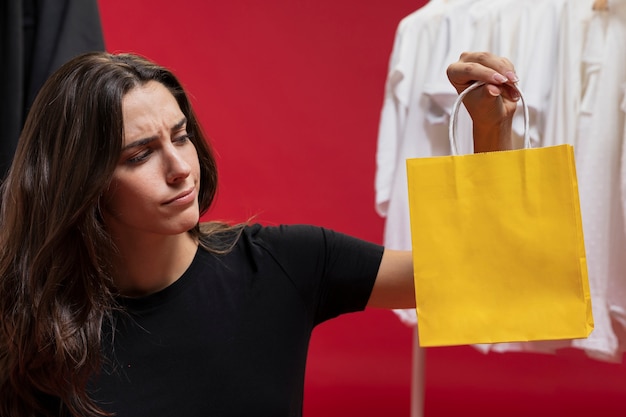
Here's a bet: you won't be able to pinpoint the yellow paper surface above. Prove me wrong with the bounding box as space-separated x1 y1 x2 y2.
406 144 592 347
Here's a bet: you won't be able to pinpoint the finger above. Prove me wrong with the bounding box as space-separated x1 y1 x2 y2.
499 83 521 102
486 83 520 102
459 51 517 78
464 83 503 108
446 62 508 94
447 52 519 93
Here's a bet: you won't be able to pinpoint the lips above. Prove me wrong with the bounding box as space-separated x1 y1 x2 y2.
163 187 195 205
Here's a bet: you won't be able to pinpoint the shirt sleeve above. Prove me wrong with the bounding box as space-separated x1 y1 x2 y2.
244 224 384 325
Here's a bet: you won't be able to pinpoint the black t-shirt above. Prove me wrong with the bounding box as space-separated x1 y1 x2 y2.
89 224 383 417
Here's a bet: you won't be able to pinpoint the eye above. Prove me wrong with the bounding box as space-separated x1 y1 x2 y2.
173 133 193 145
126 149 152 164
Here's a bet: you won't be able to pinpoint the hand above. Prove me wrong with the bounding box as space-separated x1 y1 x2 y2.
446 52 520 152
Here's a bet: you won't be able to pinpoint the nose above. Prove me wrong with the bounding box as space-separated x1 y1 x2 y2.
164 144 191 184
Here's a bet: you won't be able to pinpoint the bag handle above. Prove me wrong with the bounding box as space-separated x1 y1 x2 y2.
448 81 530 155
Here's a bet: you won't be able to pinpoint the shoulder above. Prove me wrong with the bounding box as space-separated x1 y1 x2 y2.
236 224 384 279
234 224 331 265
242 223 325 245
240 224 382 257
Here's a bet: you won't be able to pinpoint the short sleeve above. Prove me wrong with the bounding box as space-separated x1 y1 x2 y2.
243 224 384 325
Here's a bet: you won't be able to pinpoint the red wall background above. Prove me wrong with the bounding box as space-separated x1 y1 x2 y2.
97 1 626 416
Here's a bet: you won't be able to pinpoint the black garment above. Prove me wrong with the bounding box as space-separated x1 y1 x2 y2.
0 0 104 178
90 224 383 417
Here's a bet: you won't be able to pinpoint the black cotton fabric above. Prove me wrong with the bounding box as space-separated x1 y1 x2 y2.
90 224 384 417
0 0 105 178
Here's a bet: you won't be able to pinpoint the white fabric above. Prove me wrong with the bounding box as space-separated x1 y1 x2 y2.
375 1 447 222
543 0 593 149
376 0 626 362
573 0 626 362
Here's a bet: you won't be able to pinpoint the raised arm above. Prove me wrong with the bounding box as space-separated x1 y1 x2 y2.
367 52 520 309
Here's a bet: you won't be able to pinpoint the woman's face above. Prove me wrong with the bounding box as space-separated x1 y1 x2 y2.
101 81 201 242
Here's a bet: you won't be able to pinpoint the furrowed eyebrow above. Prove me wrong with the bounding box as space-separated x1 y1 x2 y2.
172 117 187 131
122 117 187 151
122 136 156 151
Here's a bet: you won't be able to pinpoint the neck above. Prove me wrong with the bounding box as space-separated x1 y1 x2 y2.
111 232 199 297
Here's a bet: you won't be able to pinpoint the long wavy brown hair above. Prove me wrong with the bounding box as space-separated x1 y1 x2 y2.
0 52 240 417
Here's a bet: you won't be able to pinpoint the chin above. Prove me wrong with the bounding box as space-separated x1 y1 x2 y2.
157 207 200 236
176 213 201 233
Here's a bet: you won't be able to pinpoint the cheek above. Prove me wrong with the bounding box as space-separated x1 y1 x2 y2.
101 180 125 218
188 145 202 181
101 176 146 215
187 145 201 173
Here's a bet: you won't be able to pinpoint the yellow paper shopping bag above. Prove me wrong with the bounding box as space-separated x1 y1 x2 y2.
406 82 593 347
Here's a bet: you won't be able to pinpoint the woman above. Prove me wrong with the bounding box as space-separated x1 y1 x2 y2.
0 51 519 416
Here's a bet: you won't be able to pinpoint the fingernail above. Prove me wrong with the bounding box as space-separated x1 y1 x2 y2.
493 73 508 83
505 71 519 83
511 89 521 101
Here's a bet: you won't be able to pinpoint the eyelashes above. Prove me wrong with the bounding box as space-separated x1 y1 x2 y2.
125 133 194 165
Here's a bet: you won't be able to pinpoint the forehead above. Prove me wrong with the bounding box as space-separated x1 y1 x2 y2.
121 81 185 141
